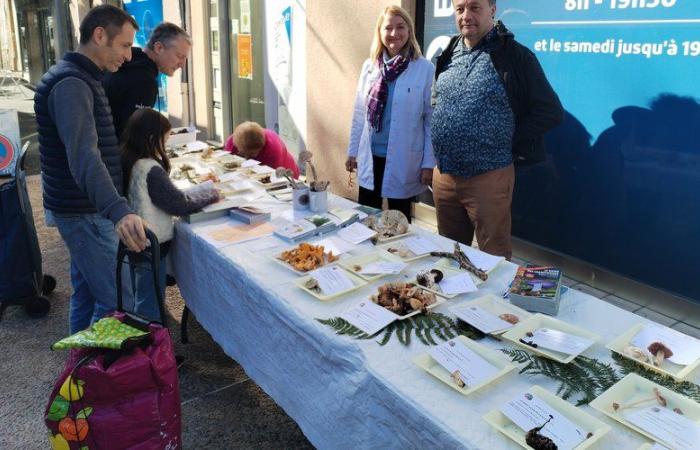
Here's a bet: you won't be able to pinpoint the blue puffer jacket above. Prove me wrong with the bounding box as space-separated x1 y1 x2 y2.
34 52 126 220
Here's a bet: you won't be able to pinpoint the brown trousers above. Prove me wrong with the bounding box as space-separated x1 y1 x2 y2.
433 164 515 260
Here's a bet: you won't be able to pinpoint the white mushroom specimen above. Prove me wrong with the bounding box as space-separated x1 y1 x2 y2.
612 387 667 412
451 370 466 388
622 345 654 365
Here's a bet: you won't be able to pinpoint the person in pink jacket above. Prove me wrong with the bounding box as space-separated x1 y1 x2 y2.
224 121 300 178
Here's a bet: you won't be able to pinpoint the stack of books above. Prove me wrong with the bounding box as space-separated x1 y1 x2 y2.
508 266 563 315
327 208 360 228
229 206 271 224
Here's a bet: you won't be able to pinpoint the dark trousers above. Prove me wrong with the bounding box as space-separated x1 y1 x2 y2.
358 155 413 222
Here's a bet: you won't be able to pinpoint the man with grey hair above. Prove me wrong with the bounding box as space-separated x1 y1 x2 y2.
103 22 192 139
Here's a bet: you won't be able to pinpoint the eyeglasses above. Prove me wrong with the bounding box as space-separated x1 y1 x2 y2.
347 170 355 189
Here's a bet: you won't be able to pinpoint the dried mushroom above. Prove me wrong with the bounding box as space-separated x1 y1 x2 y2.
279 243 339 272
370 282 436 316
223 161 241 170
198 172 220 183
416 269 444 290
622 345 653 365
387 246 412 259
498 313 520 325
304 278 321 293
525 416 557 450
612 387 667 412
647 342 673 367
362 210 409 239
451 370 466 388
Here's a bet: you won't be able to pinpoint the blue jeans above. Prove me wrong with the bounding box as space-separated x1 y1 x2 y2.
127 251 166 322
53 213 128 334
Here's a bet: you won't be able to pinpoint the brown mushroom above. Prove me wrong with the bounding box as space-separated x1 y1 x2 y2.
499 313 520 325
430 269 444 283
647 342 673 367
525 415 557 450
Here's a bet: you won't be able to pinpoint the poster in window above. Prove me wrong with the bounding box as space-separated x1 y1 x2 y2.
237 34 253 80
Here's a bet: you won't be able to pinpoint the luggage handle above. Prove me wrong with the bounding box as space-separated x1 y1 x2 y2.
115 228 167 328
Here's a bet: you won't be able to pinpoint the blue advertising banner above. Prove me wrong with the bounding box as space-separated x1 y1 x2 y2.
123 0 167 112
423 1 700 300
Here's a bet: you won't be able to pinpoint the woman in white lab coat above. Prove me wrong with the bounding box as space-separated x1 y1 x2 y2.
346 5 436 222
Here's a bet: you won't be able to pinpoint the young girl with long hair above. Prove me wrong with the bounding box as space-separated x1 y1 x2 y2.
121 108 220 321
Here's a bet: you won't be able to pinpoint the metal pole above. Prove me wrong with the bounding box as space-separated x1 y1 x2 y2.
53 0 70 61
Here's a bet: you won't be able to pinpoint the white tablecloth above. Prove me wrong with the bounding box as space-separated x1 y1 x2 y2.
171 194 698 449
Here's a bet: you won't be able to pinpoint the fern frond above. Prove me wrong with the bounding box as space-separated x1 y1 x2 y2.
318 312 484 347
377 323 395 346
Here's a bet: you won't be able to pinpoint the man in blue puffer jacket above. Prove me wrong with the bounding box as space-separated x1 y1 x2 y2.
34 5 148 333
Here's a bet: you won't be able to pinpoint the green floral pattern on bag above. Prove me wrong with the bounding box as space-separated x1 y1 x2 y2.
52 317 149 350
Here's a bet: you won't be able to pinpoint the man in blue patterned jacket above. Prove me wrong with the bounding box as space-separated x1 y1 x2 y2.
35 5 148 333
431 0 563 260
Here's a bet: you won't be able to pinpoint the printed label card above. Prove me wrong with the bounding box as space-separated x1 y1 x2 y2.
452 305 515 334
359 261 407 276
428 339 499 387
626 405 700 450
528 328 594 357
341 300 398 335
309 266 356 296
338 222 377 244
631 325 700 366
501 392 589 450
438 273 478 295
403 235 441 256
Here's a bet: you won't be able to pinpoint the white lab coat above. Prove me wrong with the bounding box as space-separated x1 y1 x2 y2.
347 57 436 199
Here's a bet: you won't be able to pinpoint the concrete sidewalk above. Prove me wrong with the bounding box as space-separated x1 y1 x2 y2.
0 175 312 448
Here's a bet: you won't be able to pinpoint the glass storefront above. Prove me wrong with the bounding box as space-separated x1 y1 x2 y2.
421 0 700 301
